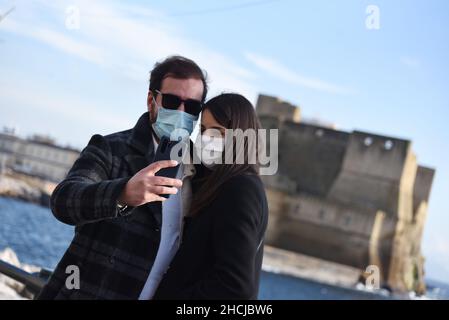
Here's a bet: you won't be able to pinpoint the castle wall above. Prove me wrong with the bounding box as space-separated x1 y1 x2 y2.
328 131 414 218
413 166 435 219
265 191 381 269
278 122 349 196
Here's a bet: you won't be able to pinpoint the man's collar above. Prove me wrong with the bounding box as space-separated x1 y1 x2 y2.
152 132 159 152
127 112 155 156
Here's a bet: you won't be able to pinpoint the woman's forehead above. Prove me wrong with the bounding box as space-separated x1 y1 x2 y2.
201 110 225 130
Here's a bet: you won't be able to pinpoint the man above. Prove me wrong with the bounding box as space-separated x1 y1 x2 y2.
37 56 207 299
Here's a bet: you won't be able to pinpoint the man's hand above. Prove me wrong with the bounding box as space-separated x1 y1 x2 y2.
118 160 182 206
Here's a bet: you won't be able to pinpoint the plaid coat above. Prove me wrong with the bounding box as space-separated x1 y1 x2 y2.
37 112 165 299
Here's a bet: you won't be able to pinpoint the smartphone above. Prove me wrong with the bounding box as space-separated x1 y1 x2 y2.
153 136 185 198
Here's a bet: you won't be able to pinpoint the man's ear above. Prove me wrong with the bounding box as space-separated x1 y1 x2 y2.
147 91 154 113
147 91 158 124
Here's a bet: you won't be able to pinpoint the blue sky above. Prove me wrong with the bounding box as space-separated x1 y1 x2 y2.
1 0 448 283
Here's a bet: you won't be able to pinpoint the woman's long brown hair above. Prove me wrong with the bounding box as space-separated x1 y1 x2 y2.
189 93 262 216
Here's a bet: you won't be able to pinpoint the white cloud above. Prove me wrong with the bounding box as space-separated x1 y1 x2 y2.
1 0 355 104
400 56 420 68
1 0 258 101
244 52 355 95
2 19 105 66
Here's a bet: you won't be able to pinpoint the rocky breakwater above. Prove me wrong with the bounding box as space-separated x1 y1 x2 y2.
0 248 41 300
0 172 55 207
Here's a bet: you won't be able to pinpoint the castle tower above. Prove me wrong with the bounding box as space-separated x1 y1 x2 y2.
256 94 301 123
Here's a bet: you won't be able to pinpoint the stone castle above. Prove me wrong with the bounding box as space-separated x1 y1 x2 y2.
256 94 435 293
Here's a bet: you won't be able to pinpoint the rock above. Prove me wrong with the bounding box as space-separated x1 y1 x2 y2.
0 247 39 300
0 248 24 293
0 281 24 300
0 174 50 207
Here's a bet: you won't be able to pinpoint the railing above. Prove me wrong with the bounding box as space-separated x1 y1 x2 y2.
0 259 52 297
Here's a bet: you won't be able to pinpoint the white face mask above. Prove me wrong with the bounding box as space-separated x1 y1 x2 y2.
195 134 224 169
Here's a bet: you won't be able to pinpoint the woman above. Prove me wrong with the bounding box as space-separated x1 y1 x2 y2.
152 93 269 300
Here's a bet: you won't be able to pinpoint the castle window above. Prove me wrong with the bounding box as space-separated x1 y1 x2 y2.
384 140 394 150
344 215 351 226
364 137 373 147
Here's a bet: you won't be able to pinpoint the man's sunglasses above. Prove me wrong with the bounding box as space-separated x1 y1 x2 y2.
154 90 203 116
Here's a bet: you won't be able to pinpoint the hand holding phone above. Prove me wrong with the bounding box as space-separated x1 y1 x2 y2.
117 159 183 206
153 136 187 198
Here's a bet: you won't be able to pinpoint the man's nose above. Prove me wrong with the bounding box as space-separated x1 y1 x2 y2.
177 102 185 112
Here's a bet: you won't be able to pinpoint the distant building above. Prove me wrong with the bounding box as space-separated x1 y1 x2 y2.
0 129 80 182
256 94 435 293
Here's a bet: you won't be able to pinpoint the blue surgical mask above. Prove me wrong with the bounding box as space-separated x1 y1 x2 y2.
152 104 198 141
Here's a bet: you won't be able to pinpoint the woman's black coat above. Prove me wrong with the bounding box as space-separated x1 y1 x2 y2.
153 167 269 300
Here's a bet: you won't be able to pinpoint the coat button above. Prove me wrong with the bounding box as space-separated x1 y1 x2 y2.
109 256 115 265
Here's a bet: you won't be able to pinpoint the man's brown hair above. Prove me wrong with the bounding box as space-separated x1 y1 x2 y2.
149 55 208 102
